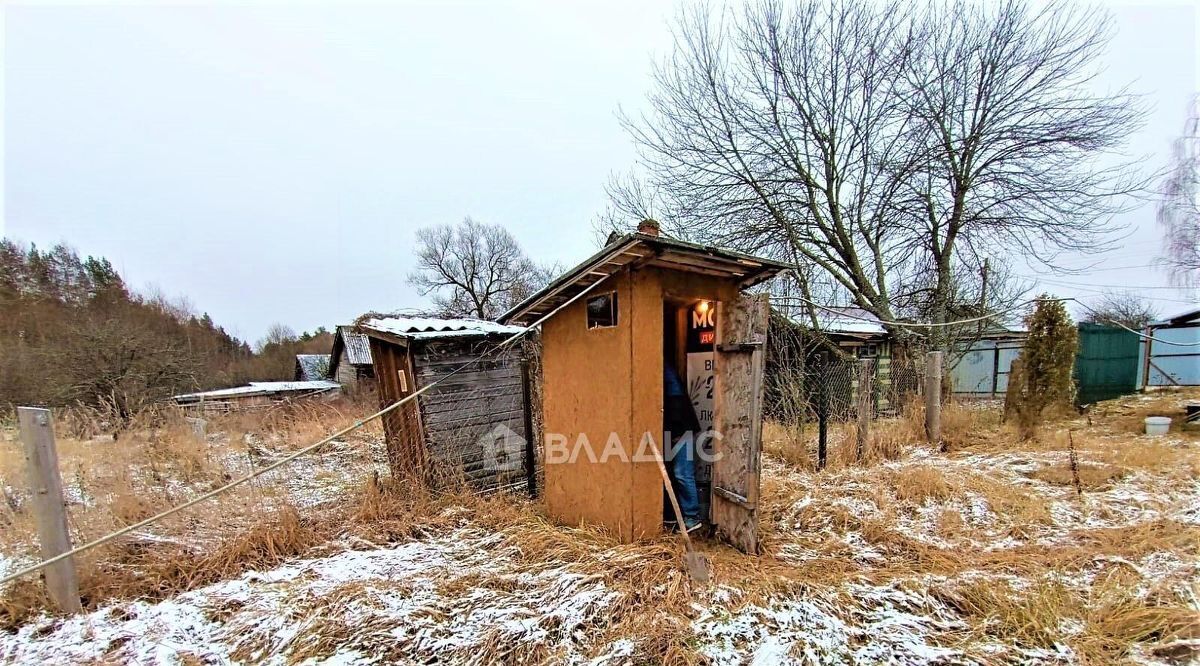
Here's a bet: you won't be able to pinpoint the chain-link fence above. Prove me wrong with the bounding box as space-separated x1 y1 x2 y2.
764 315 933 468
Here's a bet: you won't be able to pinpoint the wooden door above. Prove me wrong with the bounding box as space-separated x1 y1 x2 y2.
711 292 768 553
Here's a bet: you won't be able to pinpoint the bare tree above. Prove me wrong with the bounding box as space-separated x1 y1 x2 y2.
1082 291 1160 329
408 218 550 320
618 0 1144 349
1157 97 1200 288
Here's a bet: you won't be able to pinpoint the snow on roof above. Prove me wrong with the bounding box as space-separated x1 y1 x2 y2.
359 316 526 341
793 307 888 336
174 380 340 402
335 328 374 366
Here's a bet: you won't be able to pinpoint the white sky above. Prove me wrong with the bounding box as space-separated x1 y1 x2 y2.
2 1 1197 342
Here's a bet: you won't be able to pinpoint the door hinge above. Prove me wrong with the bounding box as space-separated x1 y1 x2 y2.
713 486 756 510
717 342 762 353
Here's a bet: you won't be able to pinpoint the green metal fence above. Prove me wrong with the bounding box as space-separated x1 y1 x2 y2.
1074 324 1140 405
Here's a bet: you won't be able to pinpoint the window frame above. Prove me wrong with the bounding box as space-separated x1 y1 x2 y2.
585 291 619 329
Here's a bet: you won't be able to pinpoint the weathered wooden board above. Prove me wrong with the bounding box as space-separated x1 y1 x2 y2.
711 293 768 554
411 339 530 491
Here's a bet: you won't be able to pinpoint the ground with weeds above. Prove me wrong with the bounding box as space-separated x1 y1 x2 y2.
2 391 1198 664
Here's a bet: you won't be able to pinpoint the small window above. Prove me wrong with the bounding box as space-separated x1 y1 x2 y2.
586 292 618 329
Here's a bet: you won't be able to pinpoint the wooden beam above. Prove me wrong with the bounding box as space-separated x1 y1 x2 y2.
17 407 82 614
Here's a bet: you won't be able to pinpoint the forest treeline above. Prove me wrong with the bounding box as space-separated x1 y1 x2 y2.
0 240 330 416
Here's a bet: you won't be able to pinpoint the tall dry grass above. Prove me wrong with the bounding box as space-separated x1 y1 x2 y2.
0 394 387 627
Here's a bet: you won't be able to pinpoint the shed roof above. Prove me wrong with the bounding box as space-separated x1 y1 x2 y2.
804 307 888 336
174 380 340 402
498 232 790 326
359 316 526 342
294 354 331 381
1151 306 1200 327
338 328 374 365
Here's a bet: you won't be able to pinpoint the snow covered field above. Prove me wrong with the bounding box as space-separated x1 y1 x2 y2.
2 392 1198 664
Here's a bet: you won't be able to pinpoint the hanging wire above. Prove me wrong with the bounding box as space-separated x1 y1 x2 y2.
0 271 616 589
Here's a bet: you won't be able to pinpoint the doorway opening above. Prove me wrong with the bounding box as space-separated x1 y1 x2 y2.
662 298 717 527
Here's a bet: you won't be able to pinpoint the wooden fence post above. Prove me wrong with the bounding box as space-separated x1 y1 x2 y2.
925 352 943 444
16 407 82 613
520 356 537 498
856 358 874 461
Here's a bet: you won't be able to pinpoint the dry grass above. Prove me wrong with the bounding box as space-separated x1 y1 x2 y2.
3 388 1199 664
0 394 388 627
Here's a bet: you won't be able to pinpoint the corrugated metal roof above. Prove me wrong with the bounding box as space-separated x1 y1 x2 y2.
341 330 374 365
294 354 331 381
174 380 340 402
360 316 526 341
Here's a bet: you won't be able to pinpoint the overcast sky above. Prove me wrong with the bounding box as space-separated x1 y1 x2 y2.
2 1 1197 342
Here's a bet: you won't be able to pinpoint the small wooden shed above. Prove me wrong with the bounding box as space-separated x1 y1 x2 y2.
499 223 787 553
329 326 376 393
358 316 531 491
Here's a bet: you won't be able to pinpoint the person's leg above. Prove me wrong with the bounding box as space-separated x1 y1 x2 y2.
669 433 701 525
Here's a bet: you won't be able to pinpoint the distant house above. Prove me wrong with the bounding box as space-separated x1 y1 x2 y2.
1138 307 1200 388
329 326 375 392
779 306 1028 406
174 380 341 413
294 354 331 381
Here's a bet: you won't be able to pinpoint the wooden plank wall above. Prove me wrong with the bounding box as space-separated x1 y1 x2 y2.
412 338 529 491
369 338 427 478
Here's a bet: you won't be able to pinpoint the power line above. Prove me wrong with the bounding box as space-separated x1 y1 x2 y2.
772 293 1200 347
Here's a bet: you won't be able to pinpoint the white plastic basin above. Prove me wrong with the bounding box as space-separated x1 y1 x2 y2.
1144 416 1172 436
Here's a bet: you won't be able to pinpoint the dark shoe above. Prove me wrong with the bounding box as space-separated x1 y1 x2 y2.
684 519 703 533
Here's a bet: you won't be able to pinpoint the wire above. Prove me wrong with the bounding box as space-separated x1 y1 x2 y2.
0 271 617 589
1070 299 1200 347
769 293 1036 328
771 292 1200 347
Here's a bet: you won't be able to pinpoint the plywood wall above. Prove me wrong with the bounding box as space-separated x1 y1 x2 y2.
542 270 640 538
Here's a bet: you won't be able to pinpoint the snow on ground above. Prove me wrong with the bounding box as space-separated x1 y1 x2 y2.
2 520 620 665
2 393 1197 664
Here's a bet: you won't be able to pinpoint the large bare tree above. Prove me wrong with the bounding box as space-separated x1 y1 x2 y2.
1157 97 1200 288
617 0 1144 348
408 217 552 320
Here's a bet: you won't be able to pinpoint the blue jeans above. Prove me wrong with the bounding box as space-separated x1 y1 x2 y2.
668 434 701 523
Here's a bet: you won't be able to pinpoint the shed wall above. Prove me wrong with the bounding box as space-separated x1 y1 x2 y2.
542 270 637 538
413 338 528 491
1138 322 1200 387
541 266 742 540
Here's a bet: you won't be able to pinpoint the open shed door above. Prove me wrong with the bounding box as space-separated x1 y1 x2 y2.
711 293 768 553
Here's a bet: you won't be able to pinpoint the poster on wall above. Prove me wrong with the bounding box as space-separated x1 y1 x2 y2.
686 302 716 486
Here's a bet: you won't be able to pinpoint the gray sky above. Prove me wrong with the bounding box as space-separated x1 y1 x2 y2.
2 1 1197 343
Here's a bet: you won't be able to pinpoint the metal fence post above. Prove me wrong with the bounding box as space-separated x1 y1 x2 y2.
816 353 828 470
925 352 943 444
16 407 82 613
856 358 874 461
